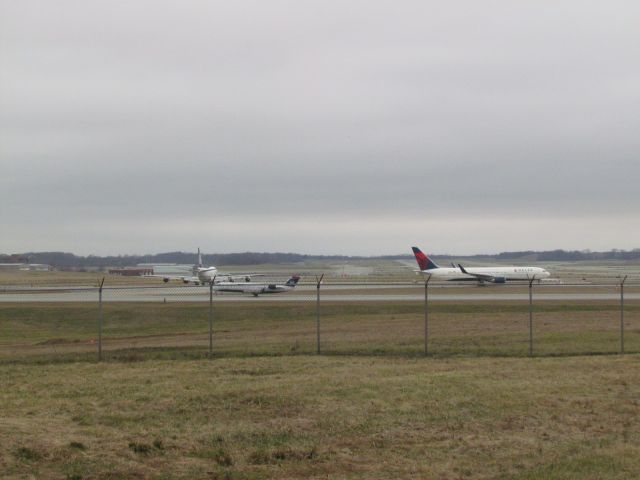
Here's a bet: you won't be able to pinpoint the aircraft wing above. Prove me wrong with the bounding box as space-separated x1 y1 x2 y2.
457 264 500 283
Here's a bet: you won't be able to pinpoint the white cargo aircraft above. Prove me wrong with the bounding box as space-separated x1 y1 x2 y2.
412 246 551 284
214 275 301 297
159 249 262 285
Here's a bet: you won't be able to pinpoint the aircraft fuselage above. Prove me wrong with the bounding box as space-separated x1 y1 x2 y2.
419 266 550 282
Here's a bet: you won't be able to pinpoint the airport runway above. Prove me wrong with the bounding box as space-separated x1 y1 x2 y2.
0 285 638 303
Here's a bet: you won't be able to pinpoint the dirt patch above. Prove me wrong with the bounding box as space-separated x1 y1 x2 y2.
36 338 82 346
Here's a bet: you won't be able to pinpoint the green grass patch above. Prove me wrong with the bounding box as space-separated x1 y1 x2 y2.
1 302 639 363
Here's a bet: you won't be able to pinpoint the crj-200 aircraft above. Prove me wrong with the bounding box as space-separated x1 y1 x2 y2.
214 275 301 297
412 246 551 284
158 248 263 285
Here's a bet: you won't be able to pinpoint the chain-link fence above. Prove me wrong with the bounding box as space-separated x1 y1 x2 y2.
1 280 639 362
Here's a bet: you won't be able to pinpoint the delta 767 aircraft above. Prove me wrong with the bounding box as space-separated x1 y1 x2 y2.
412 246 551 284
214 275 301 297
158 248 263 285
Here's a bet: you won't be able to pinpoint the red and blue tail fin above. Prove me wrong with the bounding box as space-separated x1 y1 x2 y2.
411 247 440 271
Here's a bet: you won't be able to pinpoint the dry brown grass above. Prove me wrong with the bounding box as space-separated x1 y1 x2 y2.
1 299 639 478
1 355 639 479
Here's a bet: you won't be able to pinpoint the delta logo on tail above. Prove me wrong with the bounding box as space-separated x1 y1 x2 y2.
411 247 440 271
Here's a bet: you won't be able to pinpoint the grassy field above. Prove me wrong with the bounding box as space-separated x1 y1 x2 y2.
1 301 640 478
1 355 639 479
1 301 639 362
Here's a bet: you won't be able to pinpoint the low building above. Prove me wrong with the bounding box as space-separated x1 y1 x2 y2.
138 263 193 276
108 267 154 276
0 263 52 271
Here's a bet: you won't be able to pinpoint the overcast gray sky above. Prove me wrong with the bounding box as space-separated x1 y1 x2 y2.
1 1 639 256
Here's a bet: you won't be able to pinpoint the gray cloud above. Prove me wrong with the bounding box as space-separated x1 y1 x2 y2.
1 0 639 255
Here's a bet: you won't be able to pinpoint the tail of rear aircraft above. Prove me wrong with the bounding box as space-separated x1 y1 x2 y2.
285 275 301 287
411 247 440 271
192 247 204 276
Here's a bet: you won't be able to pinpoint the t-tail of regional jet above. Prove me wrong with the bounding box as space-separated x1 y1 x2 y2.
284 275 301 287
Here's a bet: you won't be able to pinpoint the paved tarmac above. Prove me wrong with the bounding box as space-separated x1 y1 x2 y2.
0 285 637 303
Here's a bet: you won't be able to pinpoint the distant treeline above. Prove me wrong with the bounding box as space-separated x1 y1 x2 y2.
0 251 375 269
466 249 640 262
1 249 640 268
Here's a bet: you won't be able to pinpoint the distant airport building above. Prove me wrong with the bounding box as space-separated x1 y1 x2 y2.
108 267 154 276
0 263 52 271
137 263 193 276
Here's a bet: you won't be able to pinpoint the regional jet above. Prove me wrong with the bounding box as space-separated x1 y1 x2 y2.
158 248 262 285
214 275 301 296
412 246 551 284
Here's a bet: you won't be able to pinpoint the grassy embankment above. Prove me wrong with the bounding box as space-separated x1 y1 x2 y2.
1 355 639 479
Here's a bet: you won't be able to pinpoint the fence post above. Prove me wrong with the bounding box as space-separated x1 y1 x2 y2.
528 275 535 357
316 274 324 354
98 277 105 362
424 276 431 356
620 275 627 354
209 276 216 359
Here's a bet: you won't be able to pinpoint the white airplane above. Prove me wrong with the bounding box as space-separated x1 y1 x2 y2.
214 275 301 297
412 246 551 284
158 248 262 285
